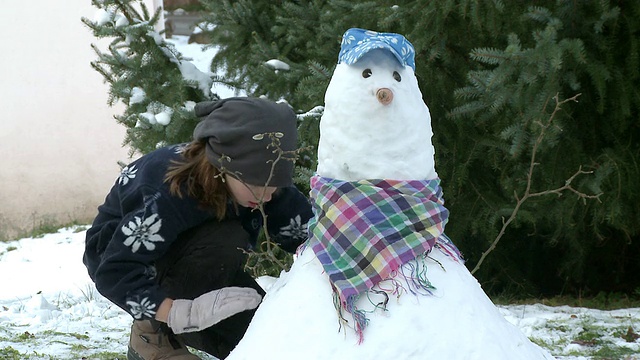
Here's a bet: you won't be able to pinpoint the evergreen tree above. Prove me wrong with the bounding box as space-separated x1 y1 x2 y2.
82 0 216 155
87 0 640 297
445 2 640 296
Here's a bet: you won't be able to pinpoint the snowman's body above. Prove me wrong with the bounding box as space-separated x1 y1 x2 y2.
227 32 554 360
228 245 552 359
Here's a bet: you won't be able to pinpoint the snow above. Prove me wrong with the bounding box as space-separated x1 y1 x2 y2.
1 226 638 359
93 9 112 26
165 35 243 100
0 227 132 358
129 87 146 105
193 22 216 35
265 59 291 71
114 14 129 28
155 110 172 126
1 30 638 360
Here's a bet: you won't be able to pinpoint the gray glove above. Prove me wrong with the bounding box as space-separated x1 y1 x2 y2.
167 287 262 334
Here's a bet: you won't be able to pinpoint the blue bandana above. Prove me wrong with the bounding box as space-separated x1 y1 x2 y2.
338 28 416 71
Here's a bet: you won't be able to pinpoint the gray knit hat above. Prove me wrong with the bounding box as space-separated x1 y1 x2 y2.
193 97 298 187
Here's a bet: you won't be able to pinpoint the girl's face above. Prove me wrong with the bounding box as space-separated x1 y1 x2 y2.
225 175 277 208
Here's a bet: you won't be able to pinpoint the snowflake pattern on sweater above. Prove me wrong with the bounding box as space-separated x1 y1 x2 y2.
118 164 137 185
279 215 308 240
83 144 313 320
126 296 157 320
122 213 164 253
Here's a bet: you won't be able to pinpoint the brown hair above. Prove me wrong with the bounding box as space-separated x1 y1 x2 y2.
164 141 230 220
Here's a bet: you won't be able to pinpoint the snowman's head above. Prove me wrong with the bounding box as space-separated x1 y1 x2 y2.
325 31 428 124
326 48 420 110
325 28 426 114
318 28 436 180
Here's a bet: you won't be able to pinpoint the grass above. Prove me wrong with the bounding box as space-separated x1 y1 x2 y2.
87 351 127 360
526 313 640 358
0 347 127 360
0 328 127 360
0 220 90 243
0 347 22 360
42 330 90 341
492 291 640 358
1 311 638 359
27 222 89 239
494 292 640 311
593 344 640 359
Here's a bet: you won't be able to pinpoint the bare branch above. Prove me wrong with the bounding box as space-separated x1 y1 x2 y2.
471 93 601 275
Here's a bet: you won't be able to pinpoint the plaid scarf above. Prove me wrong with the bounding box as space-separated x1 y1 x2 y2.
306 175 461 342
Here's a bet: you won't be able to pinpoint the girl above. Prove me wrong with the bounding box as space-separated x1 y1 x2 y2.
84 97 313 359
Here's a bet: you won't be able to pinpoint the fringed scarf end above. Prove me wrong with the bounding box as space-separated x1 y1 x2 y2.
332 288 370 344
397 253 437 296
345 294 368 344
435 234 464 264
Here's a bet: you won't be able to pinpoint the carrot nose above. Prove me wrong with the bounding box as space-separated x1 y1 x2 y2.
376 88 394 105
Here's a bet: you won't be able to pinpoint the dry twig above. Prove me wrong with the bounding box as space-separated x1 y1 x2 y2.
226 132 305 275
471 93 602 275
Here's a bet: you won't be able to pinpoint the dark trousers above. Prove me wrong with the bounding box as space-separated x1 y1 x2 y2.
154 219 265 359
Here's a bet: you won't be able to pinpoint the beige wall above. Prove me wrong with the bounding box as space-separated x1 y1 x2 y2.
0 1 162 240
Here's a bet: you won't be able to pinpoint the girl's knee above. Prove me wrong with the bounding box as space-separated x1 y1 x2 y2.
155 220 251 298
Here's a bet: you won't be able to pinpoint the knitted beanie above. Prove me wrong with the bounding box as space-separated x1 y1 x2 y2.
193 97 297 187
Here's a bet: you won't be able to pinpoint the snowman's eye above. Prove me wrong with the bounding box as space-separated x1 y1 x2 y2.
393 71 401 82
362 69 372 78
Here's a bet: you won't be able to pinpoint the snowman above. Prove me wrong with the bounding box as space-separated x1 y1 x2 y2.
227 28 554 360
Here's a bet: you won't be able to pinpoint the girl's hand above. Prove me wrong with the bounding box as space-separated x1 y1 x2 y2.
166 287 262 334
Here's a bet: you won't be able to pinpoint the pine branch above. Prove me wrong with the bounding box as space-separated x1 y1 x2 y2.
471 93 602 275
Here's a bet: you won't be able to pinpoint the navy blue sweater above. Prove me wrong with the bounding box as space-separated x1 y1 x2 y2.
83 144 313 320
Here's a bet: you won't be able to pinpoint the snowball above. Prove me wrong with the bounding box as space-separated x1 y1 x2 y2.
124 34 134 45
155 111 171 126
140 112 157 125
275 98 290 106
129 87 146 105
114 14 129 27
174 59 213 98
146 30 164 45
141 53 152 66
94 9 112 26
117 49 129 59
183 101 196 111
265 59 290 71
155 141 168 149
298 105 324 119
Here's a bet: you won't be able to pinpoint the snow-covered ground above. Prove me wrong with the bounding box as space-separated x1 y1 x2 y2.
0 226 638 359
